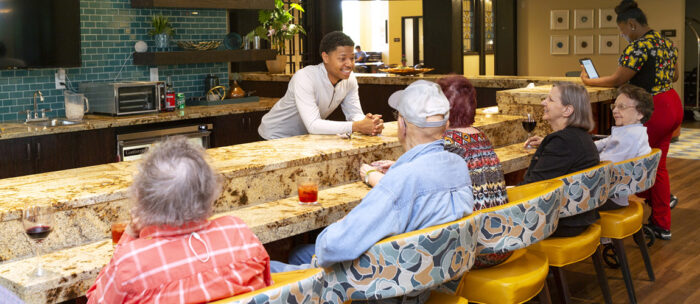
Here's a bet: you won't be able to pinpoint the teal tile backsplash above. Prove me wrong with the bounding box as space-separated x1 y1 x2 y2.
0 0 229 122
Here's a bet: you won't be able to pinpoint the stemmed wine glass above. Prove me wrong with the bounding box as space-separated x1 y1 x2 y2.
22 206 54 277
522 113 537 149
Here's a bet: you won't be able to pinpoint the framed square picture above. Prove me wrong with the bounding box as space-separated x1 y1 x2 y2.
574 9 594 29
599 34 620 54
550 10 569 30
575 35 594 54
551 35 569 55
599 8 616 28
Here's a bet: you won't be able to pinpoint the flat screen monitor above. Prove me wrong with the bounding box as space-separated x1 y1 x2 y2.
0 0 81 69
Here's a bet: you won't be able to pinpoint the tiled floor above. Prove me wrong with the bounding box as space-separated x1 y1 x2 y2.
668 128 700 160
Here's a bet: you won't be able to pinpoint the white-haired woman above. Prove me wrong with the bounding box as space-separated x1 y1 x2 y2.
87 137 271 304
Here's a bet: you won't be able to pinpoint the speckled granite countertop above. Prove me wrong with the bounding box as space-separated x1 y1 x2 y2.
496 84 616 105
0 113 526 223
0 98 278 140
239 72 582 88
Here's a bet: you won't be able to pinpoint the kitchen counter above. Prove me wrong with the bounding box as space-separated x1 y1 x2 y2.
240 72 582 88
0 98 278 140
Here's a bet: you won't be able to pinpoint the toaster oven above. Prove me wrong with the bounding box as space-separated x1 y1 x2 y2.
79 81 165 115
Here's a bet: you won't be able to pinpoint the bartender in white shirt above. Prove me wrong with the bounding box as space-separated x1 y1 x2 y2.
258 31 383 140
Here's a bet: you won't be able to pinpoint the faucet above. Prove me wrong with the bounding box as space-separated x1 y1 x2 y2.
33 91 44 117
21 90 50 122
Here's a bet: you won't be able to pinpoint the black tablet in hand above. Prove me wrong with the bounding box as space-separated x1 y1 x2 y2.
579 58 599 79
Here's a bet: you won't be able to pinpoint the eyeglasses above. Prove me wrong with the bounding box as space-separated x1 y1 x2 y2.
610 103 636 111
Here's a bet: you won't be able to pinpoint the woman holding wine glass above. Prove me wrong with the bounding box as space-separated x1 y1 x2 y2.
521 82 600 237
522 113 536 149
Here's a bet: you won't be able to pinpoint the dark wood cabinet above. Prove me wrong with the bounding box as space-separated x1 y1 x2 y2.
0 111 269 179
74 129 118 168
33 133 76 174
0 133 78 179
0 137 35 179
211 111 266 147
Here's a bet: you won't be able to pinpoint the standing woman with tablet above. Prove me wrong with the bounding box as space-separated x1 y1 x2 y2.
581 0 682 240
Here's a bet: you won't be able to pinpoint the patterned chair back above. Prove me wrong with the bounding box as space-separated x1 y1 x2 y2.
557 161 613 218
609 148 661 199
474 179 565 255
211 268 324 304
312 213 482 303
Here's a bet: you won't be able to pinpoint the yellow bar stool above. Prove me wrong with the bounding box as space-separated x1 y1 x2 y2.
210 268 324 304
455 179 565 304
529 161 614 304
312 213 483 303
598 148 662 304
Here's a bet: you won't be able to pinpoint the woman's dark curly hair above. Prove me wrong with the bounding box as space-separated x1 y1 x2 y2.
615 0 647 25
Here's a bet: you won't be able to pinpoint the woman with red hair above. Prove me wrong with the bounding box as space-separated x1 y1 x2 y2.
438 75 510 268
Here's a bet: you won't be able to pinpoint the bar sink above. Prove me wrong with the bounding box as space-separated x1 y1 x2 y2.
25 119 84 127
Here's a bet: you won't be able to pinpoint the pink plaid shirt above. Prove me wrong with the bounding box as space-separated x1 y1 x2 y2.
87 216 271 304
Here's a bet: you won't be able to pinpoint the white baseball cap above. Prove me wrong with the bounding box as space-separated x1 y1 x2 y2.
388 80 450 128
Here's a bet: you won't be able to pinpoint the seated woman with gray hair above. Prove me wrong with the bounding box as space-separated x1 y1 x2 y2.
521 82 600 237
87 137 271 304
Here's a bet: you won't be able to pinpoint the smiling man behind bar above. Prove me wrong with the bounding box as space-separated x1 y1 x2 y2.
270 81 475 287
258 31 383 139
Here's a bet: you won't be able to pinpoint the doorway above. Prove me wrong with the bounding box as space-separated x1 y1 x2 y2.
402 16 423 67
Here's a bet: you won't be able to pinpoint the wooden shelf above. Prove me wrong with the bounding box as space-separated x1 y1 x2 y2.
133 49 277 66
130 0 273 9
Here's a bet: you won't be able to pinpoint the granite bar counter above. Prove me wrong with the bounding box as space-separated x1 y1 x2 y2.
0 98 278 140
0 111 534 303
239 72 582 88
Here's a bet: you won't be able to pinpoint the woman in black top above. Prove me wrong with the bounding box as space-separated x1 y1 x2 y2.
523 82 600 237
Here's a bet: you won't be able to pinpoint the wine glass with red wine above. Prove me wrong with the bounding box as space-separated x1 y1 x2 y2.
522 113 537 149
22 206 54 277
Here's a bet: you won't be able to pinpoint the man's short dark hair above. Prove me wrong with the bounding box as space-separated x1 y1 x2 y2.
319 31 354 55
355 45 361 49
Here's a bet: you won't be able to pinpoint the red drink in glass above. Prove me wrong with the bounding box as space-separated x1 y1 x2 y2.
298 182 318 205
111 222 127 244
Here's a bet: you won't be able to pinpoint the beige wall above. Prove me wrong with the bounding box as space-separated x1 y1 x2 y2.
464 55 479 75
342 1 388 59
388 0 422 65
517 0 685 97
463 54 495 75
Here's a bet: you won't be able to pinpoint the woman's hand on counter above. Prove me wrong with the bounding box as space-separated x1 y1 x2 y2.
352 113 384 136
524 136 543 148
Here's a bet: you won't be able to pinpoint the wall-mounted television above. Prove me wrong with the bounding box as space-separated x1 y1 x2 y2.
0 0 81 69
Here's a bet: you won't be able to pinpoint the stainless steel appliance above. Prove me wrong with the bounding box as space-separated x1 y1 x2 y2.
79 81 165 116
117 124 212 161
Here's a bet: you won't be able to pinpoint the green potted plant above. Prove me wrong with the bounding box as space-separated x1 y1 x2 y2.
149 15 175 49
247 0 306 73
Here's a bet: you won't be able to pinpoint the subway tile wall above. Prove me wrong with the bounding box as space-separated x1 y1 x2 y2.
0 0 229 122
